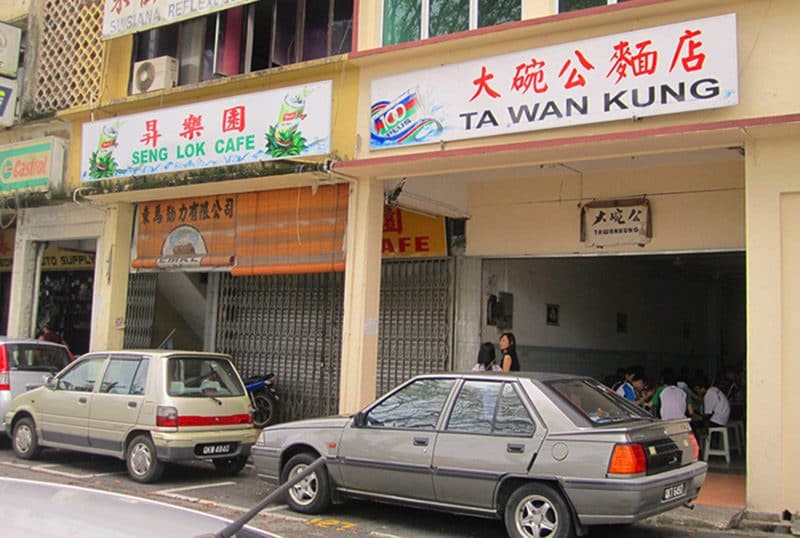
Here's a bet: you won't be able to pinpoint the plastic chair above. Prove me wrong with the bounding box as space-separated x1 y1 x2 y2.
703 426 731 463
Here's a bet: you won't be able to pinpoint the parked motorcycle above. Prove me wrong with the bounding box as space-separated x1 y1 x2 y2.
244 373 280 428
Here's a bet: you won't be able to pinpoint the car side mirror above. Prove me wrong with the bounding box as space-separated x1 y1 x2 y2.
44 375 56 389
353 411 367 428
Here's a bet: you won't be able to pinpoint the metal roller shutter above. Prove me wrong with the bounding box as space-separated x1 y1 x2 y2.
123 273 158 349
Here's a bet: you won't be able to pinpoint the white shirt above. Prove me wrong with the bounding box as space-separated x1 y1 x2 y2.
660 385 688 420
704 386 730 426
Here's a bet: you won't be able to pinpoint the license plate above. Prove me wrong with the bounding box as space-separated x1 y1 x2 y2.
197 443 233 456
662 482 687 501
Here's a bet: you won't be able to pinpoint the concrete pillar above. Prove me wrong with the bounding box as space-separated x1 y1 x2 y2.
453 256 483 372
339 177 384 413
745 133 800 514
7 228 41 338
90 202 134 350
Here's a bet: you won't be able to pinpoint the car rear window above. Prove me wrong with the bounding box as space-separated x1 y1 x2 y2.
546 378 652 425
5 344 71 372
166 356 245 397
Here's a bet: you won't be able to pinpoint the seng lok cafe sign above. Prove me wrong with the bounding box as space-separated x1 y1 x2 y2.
382 206 447 258
103 0 258 40
80 81 331 182
370 14 738 150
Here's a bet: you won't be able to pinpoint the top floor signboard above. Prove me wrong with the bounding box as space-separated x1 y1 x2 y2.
370 14 738 150
103 0 258 40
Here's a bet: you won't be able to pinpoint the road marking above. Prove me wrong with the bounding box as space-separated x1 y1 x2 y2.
368 533 404 538
156 481 236 495
155 490 307 523
1 461 125 478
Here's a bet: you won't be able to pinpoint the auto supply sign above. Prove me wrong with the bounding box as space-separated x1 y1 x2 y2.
80 81 331 182
370 14 738 150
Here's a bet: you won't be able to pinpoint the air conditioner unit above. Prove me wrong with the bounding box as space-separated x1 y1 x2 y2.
132 56 179 95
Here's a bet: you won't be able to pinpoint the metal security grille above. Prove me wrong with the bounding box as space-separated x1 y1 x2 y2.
123 273 158 349
32 0 104 114
216 272 344 421
377 258 454 395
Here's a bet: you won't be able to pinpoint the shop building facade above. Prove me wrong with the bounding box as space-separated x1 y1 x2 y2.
342 0 798 516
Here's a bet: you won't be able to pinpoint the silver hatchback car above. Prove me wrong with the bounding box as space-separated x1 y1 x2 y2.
5 349 258 483
253 372 706 538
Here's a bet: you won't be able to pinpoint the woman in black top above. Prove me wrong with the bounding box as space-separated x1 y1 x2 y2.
499 332 520 372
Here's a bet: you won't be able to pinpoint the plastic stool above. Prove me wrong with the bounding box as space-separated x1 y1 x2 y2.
703 426 731 463
727 420 745 454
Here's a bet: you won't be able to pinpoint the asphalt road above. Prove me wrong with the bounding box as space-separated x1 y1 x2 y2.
0 436 760 537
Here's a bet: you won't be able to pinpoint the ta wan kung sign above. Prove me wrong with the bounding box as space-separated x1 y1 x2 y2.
370 14 737 149
580 198 651 248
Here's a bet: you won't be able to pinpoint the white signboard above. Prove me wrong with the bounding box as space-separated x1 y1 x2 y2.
370 14 738 150
103 0 258 40
0 22 22 77
80 81 331 182
0 77 18 127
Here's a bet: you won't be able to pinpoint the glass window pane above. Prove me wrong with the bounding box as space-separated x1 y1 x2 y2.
559 0 606 13
478 0 521 28
58 358 105 392
100 359 140 394
130 359 149 395
446 381 502 433
7 344 71 371
383 0 421 45
367 378 455 429
332 0 354 55
167 356 245 397
429 0 469 38
494 383 534 435
547 378 652 425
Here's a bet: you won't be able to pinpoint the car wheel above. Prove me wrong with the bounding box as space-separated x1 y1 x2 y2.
12 417 41 460
504 482 574 538
213 455 247 476
280 452 331 514
126 434 165 483
252 393 279 428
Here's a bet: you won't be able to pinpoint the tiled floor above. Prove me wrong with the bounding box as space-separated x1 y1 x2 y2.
697 454 746 508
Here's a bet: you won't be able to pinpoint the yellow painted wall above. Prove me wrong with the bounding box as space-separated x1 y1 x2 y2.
467 157 744 255
747 132 800 514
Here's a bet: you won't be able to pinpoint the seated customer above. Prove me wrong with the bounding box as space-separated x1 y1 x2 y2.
658 372 695 420
696 376 731 427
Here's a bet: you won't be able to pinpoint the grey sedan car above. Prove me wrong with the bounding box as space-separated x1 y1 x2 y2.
253 372 706 538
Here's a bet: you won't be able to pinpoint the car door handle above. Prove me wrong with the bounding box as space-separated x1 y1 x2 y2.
127 401 138 408
78 397 88 404
413 436 429 447
507 443 525 453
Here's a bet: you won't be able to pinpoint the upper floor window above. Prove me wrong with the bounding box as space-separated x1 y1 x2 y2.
382 0 521 46
131 0 352 93
558 0 628 13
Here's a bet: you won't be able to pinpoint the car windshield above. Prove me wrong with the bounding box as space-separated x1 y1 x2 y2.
166 356 245 397
546 378 653 425
5 343 71 372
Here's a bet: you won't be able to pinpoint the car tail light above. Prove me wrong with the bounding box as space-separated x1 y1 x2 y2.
608 443 647 475
688 432 700 460
156 405 178 427
0 346 9 391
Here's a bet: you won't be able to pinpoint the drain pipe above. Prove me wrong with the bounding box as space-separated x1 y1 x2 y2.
29 241 48 337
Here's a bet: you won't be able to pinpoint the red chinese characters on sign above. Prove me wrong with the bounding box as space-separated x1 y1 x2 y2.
511 58 549 94
558 50 595 89
462 25 712 102
670 29 706 72
110 0 131 15
179 114 204 140
470 66 502 101
383 206 403 234
140 120 162 148
606 39 658 83
222 106 246 133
